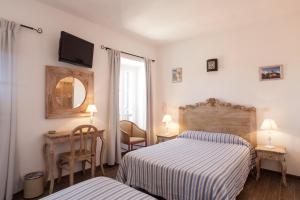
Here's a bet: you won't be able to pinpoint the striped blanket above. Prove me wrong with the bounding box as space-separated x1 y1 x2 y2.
41 177 156 200
117 131 254 200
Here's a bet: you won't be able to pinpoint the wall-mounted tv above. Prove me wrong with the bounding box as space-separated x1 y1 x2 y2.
59 31 94 68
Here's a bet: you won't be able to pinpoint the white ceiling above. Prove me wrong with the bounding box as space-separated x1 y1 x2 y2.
38 0 300 45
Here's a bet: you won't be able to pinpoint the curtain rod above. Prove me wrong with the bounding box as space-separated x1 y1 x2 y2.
20 24 43 34
101 45 155 62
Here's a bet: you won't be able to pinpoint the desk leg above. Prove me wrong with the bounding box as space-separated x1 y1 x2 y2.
256 156 261 181
48 143 56 194
281 159 287 187
43 144 49 186
99 137 105 175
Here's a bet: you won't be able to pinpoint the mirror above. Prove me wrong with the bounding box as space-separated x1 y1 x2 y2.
46 65 94 119
55 77 86 109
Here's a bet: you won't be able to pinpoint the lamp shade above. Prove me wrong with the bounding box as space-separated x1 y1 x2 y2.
86 104 97 113
162 114 172 123
260 119 277 130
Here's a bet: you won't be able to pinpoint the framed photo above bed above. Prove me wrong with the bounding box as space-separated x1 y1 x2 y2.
172 67 182 83
207 59 218 72
259 65 283 81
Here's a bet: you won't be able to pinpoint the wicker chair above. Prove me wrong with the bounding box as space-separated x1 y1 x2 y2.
120 120 147 151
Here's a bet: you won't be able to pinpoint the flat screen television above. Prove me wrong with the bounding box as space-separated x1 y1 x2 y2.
59 31 94 68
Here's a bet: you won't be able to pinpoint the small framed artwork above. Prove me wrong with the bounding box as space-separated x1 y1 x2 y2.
172 68 182 83
207 59 218 72
259 65 283 81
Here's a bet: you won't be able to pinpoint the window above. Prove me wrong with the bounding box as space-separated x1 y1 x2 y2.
119 55 146 129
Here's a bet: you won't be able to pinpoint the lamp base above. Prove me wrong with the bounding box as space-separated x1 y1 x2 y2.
89 115 95 124
265 145 275 149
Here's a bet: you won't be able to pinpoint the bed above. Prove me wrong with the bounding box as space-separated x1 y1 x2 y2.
41 177 157 200
116 98 257 200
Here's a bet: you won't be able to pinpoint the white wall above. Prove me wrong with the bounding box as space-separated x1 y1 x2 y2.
156 13 300 176
0 0 156 188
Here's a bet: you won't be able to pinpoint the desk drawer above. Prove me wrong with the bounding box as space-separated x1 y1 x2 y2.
257 151 282 161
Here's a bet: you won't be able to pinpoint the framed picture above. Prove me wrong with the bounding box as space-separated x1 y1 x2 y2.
207 59 218 72
172 68 182 83
259 65 283 81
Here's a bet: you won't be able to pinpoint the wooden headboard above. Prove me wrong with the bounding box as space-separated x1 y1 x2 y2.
179 98 257 146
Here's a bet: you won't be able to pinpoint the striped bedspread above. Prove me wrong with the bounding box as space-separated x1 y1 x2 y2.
117 131 254 200
41 177 156 200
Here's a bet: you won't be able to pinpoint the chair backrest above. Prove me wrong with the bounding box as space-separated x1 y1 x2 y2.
120 120 133 137
70 125 98 156
132 123 146 138
120 120 146 138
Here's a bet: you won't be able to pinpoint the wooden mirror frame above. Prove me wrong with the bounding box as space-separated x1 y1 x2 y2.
45 66 94 119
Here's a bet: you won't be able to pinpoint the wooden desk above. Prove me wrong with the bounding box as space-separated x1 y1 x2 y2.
44 129 105 194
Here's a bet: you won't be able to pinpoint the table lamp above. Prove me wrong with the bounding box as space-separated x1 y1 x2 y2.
260 119 278 149
162 114 172 134
86 104 97 124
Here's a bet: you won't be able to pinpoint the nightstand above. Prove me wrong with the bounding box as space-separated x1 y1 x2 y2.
156 134 178 144
255 145 287 186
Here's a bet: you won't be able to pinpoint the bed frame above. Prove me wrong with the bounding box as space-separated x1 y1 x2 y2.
179 98 257 146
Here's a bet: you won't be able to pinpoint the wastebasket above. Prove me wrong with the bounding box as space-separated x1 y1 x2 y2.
23 171 44 199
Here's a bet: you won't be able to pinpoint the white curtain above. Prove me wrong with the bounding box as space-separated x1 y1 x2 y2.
145 58 154 145
0 18 20 200
107 49 122 165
